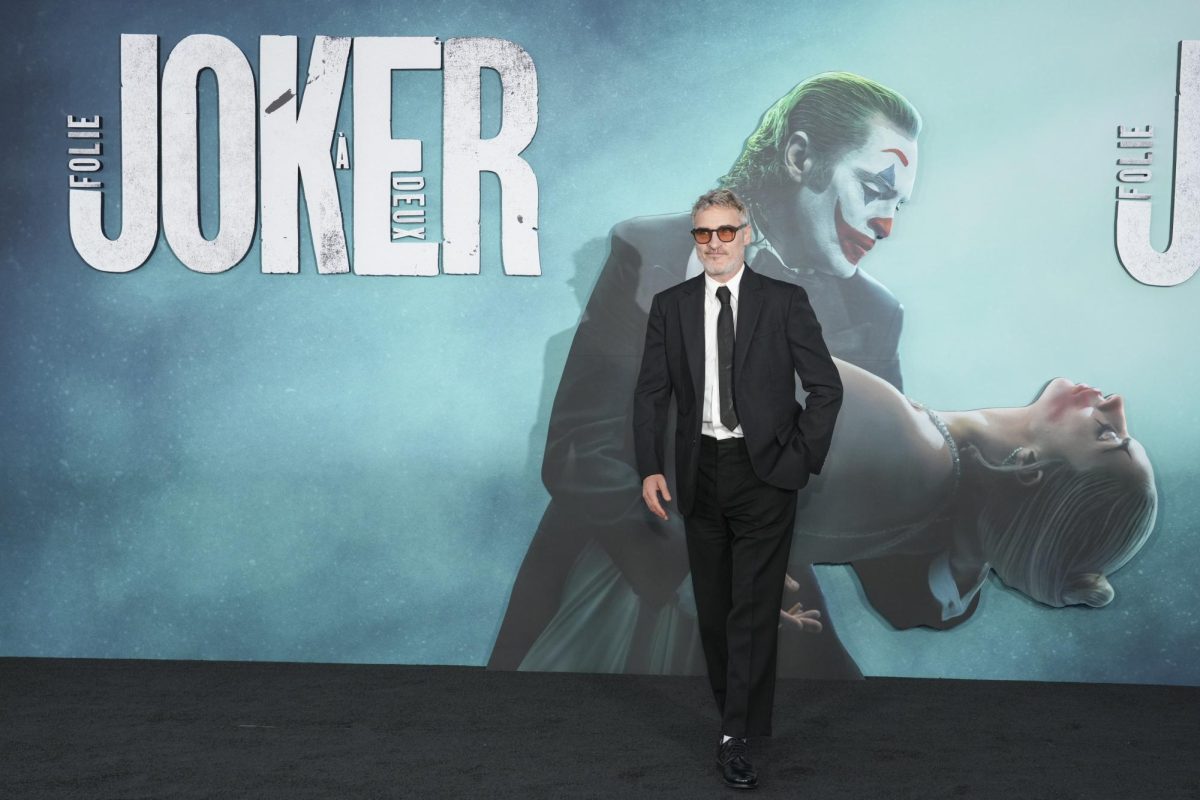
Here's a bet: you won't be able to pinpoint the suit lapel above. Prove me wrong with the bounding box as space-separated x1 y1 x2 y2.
679 277 705 405
733 266 762 382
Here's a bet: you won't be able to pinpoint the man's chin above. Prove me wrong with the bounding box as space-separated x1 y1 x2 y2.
703 261 739 278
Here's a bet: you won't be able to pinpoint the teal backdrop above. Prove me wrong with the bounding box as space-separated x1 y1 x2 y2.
2 0 1198 684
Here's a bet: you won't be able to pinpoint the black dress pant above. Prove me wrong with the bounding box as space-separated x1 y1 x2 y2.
685 435 797 738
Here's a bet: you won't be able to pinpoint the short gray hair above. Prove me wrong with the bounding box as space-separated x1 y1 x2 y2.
691 188 748 224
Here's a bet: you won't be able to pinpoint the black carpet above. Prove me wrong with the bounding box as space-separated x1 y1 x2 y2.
1 658 1196 799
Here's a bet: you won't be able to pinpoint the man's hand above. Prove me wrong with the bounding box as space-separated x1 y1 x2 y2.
780 602 823 633
779 574 823 633
641 474 672 520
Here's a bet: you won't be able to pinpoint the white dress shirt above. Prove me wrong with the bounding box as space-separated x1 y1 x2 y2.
701 264 746 439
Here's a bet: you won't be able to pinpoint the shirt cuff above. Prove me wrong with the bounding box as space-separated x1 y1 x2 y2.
928 551 986 623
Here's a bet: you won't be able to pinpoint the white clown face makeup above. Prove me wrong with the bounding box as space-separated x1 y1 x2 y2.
1028 378 1151 478
790 121 918 278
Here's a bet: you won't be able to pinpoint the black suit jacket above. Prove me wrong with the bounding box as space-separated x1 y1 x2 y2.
544 213 901 518
632 266 843 516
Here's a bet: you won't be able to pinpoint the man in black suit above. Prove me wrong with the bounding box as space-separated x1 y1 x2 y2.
488 72 924 678
635 189 842 789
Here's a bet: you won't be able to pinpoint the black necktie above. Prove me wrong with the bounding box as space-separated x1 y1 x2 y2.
716 285 738 431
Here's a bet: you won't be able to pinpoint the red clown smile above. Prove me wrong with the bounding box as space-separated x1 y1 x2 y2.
835 200 875 266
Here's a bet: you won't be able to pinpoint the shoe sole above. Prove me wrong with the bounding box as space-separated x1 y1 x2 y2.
723 779 758 790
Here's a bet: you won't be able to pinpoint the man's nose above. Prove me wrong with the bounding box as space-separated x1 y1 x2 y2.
867 217 893 240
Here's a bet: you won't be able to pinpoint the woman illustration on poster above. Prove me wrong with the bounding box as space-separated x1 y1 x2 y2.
518 361 1159 673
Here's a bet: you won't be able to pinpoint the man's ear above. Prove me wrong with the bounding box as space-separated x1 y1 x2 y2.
784 131 814 183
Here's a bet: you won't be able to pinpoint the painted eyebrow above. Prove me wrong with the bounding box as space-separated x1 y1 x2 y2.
883 148 910 166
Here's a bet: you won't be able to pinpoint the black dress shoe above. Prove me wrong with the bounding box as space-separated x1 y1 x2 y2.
716 737 758 790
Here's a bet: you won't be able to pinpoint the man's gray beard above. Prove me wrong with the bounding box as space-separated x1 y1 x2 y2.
703 258 741 278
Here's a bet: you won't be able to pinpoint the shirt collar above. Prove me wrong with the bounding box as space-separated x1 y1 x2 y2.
703 262 746 300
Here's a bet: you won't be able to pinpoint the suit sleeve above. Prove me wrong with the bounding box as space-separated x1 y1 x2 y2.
787 285 843 475
632 292 672 479
540 225 657 522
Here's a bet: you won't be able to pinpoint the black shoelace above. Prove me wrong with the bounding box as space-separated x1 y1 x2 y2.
720 738 748 762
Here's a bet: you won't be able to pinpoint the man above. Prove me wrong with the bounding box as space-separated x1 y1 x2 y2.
489 72 922 677
634 189 842 788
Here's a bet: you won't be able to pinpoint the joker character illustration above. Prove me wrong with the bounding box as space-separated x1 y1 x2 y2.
490 72 923 676
515 364 1159 673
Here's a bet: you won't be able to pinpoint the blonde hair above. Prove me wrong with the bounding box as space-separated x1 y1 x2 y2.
964 448 1158 608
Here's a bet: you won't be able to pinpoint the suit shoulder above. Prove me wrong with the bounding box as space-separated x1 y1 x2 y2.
654 273 703 303
610 212 693 252
756 272 811 302
598 213 695 304
592 212 690 287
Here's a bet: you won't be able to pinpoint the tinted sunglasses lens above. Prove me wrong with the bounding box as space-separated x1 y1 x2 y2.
716 226 739 242
691 229 713 244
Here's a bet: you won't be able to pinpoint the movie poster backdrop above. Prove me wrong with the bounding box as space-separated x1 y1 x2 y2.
2 0 1198 685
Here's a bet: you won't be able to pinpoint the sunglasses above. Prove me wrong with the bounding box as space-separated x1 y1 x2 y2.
690 223 748 244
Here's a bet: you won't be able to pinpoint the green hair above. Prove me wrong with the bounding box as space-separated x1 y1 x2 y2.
719 72 922 214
